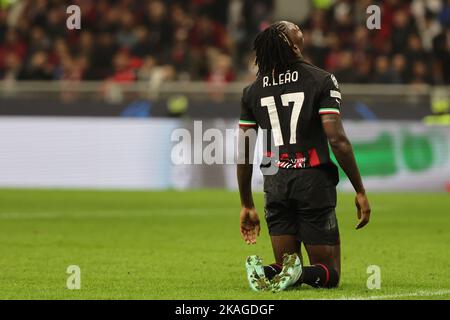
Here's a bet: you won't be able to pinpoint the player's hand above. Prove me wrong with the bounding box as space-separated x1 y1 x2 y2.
240 207 260 245
355 192 371 229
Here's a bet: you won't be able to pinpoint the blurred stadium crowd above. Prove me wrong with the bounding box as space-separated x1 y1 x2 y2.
0 0 450 85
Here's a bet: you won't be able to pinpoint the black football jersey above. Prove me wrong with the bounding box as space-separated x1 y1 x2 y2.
239 59 342 170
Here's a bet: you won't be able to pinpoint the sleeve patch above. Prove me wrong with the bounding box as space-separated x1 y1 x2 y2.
330 74 339 89
330 90 341 99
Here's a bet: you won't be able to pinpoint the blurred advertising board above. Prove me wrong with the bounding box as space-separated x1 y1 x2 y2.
0 117 448 191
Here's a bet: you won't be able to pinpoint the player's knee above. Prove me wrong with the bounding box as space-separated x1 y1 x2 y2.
308 264 340 288
326 267 339 288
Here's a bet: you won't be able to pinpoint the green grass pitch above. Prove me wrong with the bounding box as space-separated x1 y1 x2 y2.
0 189 449 300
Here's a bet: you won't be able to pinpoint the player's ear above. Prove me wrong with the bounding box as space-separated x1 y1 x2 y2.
294 34 304 57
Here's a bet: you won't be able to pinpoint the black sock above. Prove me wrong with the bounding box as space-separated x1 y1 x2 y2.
263 263 282 280
300 264 339 288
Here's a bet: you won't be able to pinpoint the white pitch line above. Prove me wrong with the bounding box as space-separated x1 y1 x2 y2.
332 289 450 300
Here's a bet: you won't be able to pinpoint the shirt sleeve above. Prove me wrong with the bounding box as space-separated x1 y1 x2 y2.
318 74 342 116
239 86 257 127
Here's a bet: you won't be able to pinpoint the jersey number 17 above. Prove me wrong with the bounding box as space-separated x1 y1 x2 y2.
260 92 305 147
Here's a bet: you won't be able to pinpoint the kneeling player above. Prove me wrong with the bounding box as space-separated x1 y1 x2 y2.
237 21 371 292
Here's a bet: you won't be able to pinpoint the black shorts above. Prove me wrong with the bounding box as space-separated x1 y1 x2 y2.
264 166 340 246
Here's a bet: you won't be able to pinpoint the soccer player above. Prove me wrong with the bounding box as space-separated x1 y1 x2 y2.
237 21 371 292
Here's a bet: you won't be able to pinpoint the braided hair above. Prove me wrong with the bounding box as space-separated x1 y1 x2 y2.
253 22 297 77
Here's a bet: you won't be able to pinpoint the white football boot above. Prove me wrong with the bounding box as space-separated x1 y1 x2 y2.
245 255 272 292
271 253 303 292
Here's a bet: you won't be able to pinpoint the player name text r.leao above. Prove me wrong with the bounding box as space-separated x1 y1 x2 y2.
263 70 299 87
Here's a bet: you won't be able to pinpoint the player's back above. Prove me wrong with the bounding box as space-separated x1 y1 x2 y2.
239 59 342 170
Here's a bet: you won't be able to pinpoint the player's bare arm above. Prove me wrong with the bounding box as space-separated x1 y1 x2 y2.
321 114 371 229
237 126 260 245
